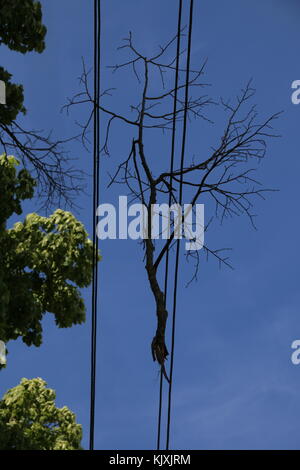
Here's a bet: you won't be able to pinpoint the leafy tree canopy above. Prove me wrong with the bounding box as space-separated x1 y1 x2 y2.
0 378 82 450
0 66 25 126
0 0 46 54
0 0 47 124
0 154 97 350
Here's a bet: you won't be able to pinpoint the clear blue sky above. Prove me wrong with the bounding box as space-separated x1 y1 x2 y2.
1 0 300 450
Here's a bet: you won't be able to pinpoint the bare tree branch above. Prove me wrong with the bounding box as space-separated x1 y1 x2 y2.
65 32 281 380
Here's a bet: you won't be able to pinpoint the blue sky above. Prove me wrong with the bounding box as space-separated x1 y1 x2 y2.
1 0 300 450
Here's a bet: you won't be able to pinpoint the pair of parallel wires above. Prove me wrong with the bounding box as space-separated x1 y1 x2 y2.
90 0 101 451
157 0 195 451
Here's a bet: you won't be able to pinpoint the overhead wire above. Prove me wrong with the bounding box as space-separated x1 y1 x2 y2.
166 0 195 451
156 0 183 451
89 0 101 451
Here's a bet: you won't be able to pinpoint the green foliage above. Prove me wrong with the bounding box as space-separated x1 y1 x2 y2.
0 378 82 450
0 154 98 349
0 0 47 53
0 67 26 125
0 154 34 226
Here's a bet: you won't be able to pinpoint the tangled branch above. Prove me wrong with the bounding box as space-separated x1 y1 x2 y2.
65 31 281 380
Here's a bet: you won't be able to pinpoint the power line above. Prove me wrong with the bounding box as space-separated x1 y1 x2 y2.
166 0 195 451
156 0 183 451
89 0 101 451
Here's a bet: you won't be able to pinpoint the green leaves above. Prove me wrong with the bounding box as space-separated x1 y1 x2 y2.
0 154 100 348
0 2 90 450
0 378 82 450
0 67 26 125
0 0 46 124
0 0 47 54
0 154 35 226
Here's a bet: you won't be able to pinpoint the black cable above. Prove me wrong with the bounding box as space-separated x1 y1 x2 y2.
166 0 194 451
156 0 183 451
89 0 101 451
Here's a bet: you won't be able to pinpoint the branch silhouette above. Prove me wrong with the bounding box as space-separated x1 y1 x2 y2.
64 31 281 380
